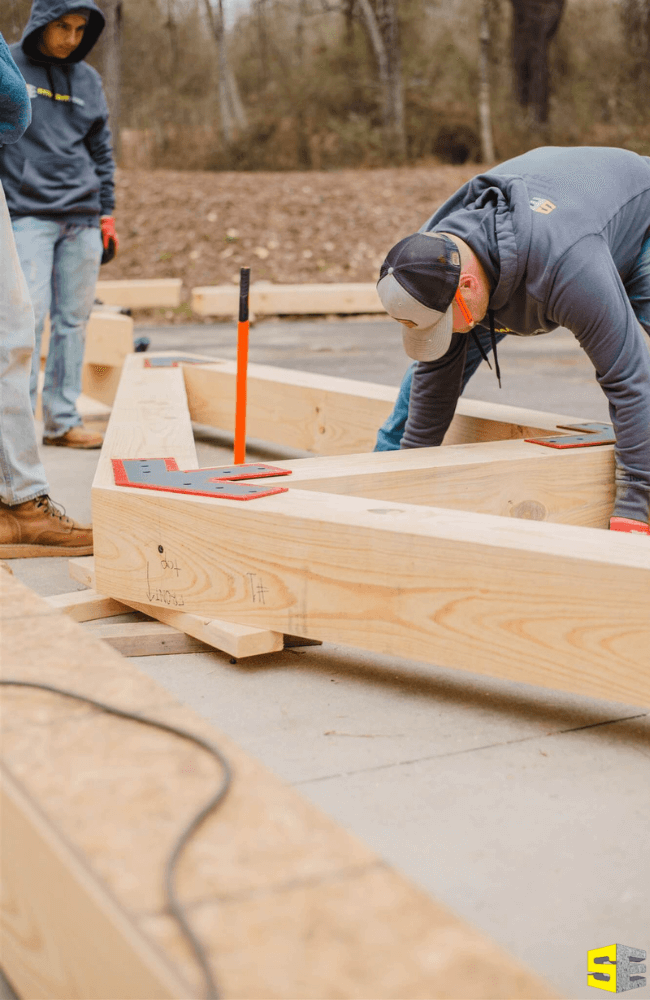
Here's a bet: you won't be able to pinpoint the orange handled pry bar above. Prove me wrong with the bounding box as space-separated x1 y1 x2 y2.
234 266 250 465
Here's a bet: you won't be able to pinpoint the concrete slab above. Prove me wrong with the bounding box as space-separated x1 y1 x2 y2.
5 318 648 1000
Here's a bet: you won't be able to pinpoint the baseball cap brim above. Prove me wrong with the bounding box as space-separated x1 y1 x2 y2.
377 272 454 362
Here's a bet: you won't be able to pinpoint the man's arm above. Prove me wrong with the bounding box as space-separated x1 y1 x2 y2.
549 234 650 525
0 34 31 145
401 332 469 448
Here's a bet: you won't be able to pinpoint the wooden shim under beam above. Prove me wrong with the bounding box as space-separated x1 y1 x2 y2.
178 353 583 455
65 559 293 658
1 571 557 1000
95 278 182 309
83 619 210 656
46 588 130 621
92 484 650 707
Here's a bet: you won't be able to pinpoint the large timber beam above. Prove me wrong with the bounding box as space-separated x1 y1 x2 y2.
90 354 284 657
1 568 557 1000
93 355 648 705
262 439 615 527
177 352 585 454
93 479 650 707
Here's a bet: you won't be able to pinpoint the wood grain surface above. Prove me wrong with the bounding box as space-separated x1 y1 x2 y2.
1 570 558 1000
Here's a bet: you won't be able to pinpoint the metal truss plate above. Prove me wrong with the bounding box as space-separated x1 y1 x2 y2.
112 458 290 500
143 356 206 367
525 422 615 449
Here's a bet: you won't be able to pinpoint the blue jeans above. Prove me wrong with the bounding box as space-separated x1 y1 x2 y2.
11 217 102 439
375 233 650 451
0 184 49 504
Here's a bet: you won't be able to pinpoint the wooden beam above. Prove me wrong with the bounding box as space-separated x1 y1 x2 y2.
1 767 190 1000
260 438 615 527
179 353 582 455
92 480 650 707
95 278 182 309
191 282 384 318
89 358 285 657
1 570 557 1000
93 354 646 704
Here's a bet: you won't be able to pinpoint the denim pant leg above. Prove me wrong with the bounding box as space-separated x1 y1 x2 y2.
11 216 58 413
0 191 49 503
374 362 416 451
44 224 102 437
374 327 504 451
626 232 650 337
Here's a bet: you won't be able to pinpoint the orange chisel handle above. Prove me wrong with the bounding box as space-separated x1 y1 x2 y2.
234 267 250 465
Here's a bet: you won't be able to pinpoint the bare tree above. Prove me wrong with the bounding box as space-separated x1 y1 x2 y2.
202 0 247 146
621 0 650 76
355 0 406 162
294 0 312 167
478 0 495 162
509 0 565 129
101 0 122 161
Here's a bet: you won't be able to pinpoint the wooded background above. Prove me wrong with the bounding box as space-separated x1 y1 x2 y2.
1 0 649 171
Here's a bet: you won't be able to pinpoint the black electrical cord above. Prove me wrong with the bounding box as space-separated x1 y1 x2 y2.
0 679 232 1000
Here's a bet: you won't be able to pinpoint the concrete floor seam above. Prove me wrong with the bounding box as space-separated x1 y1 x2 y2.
291 712 650 786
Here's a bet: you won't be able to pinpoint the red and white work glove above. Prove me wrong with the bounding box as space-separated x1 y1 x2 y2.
610 516 650 535
100 215 119 265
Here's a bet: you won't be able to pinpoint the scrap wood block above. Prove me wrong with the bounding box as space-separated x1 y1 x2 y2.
1 569 559 1000
40 310 134 367
95 278 182 309
38 311 135 411
46 588 129 622
82 619 211 656
191 281 384 318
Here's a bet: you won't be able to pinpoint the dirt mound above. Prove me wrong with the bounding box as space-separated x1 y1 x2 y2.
102 163 482 321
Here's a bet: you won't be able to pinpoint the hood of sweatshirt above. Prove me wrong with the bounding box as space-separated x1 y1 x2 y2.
20 0 105 65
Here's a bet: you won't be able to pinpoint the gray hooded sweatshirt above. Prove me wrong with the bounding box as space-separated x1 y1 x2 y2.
0 0 114 223
403 145 650 524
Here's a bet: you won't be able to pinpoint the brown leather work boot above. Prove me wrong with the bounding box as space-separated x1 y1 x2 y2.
0 495 93 558
43 425 103 449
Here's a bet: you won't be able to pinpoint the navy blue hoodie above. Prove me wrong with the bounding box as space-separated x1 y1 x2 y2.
0 0 115 223
402 146 650 524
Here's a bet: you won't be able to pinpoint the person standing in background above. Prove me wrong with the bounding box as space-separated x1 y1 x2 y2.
1 29 93 556
0 0 119 450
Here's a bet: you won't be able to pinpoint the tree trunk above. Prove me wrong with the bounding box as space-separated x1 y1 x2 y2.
294 0 312 167
355 0 406 163
509 0 565 128
101 0 122 162
478 0 495 162
202 0 247 147
621 0 650 75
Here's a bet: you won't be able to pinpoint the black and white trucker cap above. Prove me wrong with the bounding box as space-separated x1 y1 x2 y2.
376 232 461 361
